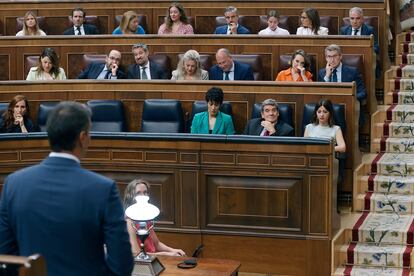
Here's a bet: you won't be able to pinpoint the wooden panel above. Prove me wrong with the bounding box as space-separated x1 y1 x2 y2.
206 175 303 232
308 175 329 235
180 170 199 228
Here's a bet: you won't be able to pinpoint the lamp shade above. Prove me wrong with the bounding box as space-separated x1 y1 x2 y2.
125 195 160 221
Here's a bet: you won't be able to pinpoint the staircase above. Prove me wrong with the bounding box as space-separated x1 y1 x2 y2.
333 32 414 275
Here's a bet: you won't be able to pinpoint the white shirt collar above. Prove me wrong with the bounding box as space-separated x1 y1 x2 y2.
49 152 80 163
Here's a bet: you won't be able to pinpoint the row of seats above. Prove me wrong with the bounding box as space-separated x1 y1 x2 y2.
13 14 378 36
25 52 364 81
31 99 346 136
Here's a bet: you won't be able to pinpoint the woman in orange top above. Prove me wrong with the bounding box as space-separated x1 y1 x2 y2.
276 49 313 82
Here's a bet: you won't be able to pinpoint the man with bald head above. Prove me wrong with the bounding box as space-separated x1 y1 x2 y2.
77 49 126 79
209 48 254 81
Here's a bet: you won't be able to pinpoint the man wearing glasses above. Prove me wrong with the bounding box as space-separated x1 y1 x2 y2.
77 50 126 79
214 6 250 34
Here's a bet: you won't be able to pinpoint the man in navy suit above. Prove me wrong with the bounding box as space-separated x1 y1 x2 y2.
0 102 134 276
340 7 380 78
318 44 367 125
318 44 367 102
63 7 100 35
243 99 294 136
127 43 169 79
77 49 127 79
209 48 254 81
214 6 250 34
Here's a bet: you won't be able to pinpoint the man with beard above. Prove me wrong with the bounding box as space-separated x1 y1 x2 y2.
127 43 170 80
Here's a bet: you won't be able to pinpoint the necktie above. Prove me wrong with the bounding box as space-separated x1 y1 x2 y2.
104 70 112 79
141 67 148 79
353 29 358 36
224 71 230 81
76 27 81 35
331 68 338 82
263 130 270 136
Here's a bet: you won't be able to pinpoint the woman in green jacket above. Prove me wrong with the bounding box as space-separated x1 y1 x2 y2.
191 87 235 134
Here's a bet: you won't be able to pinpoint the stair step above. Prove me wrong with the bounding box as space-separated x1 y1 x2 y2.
333 266 412 275
360 175 414 194
386 91 414 105
338 243 413 268
355 193 414 214
375 122 414 138
387 105 414 123
352 212 414 245
375 138 414 153
372 153 414 176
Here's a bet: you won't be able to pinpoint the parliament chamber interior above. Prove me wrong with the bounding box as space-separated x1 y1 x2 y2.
0 0 410 275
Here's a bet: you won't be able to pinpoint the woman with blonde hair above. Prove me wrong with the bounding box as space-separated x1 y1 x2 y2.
0 95 37 133
16 11 46 36
158 2 194 35
26 47 66 80
171 49 208 80
112 11 145 35
123 179 186 257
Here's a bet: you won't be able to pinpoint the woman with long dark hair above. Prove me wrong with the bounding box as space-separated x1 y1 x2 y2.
0 95 36 133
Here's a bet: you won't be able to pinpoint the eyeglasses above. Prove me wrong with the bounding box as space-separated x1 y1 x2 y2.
326 54 340 59
300 16 308 19
225 15 237 20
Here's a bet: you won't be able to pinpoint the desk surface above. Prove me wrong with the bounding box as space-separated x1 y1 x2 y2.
155 256 241 276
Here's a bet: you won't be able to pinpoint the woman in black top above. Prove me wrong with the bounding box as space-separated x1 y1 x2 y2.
0 95 36 133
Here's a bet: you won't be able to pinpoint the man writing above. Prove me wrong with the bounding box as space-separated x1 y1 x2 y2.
209 48 254 81
244 99 294 136
0 102 134 276
63 7 100 35
77 49 126 79
127 43 169 79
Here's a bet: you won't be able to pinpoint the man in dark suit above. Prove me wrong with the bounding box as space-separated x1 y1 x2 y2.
63 7 99 35
214 6 250 34
244 99 294 136
77 49 126 79
340 7 380 78
209 48 254 81
127 43 169 79
318 44 367 102
0 102 134 276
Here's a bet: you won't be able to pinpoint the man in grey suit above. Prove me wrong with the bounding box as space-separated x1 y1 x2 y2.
127 43 169 80
0 102 134 276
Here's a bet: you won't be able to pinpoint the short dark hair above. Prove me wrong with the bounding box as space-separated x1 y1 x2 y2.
205 87 224 105
267 10 280 20
311 99 335 127
46 101 91 152
72 7 85 17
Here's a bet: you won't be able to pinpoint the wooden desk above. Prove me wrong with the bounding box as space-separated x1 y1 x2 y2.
155 256 240 276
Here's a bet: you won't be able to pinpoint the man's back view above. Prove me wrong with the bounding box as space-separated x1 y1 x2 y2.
0 102 134 276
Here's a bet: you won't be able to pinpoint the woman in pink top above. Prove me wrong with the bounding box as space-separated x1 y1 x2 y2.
158 2 194 35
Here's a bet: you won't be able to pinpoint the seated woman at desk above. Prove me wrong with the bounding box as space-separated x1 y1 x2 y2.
304 99 346 152
112 11 145 35
124 179 186 257
16 11 46 36
158 2 194 35
296 8 328 35
0 95 36 133
171 50 208 80
275 49 313 82
191 87 235 134
26 48 66 80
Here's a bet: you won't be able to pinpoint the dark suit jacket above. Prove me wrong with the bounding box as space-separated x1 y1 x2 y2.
77 63 126 79
340 23 379 54
318 64 367 101
63 24 100 35
209 60 254 81
243 118 294 136
0 156 134 276
214 24 250 34
127 62 169 79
